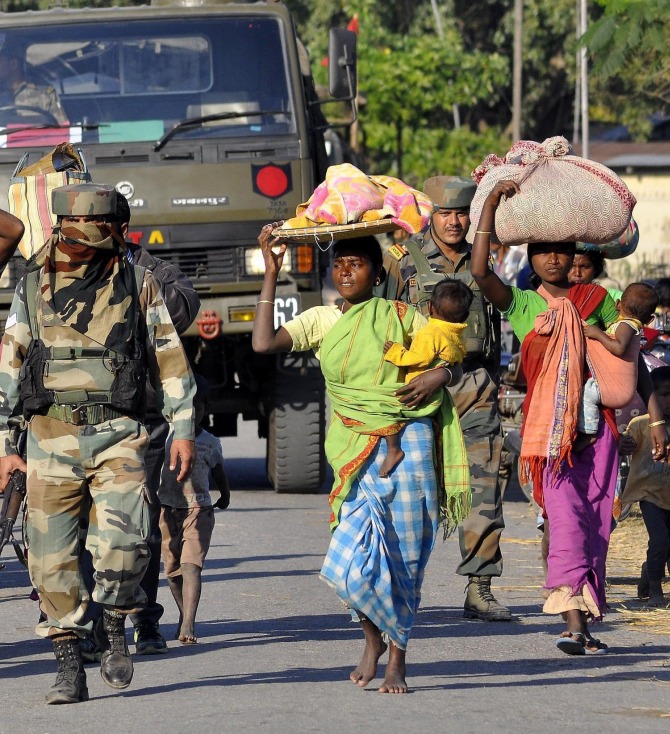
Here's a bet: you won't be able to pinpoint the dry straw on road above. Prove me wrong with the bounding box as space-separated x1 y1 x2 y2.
608 511 670 635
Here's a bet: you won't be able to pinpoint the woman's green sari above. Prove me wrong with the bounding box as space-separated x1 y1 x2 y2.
319 297 470 533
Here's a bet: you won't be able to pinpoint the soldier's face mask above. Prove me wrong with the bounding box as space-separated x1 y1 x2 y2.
60 219 114 250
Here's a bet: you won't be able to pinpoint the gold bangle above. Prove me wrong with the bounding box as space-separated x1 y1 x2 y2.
475 230 491 235
257 300 275 306
649 420 666 428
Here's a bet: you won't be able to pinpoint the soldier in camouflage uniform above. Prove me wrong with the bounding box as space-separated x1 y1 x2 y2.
77 193 201 660
378 176 510 622
0 38 68 124
0 183 196 704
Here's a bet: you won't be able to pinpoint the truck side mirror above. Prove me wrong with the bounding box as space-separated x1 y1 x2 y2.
328 29 357 101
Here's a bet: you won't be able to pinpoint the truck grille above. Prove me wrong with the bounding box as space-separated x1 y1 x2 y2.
153 247 238 282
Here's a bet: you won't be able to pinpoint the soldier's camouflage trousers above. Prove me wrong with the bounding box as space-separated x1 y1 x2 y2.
448 366 505 578
24 415 150 639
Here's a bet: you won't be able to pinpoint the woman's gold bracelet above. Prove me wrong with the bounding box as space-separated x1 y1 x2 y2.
649 419 666 428
474 230 491 235
257 300 275 306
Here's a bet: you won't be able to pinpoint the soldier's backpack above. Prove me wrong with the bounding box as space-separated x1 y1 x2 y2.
8 142 91 260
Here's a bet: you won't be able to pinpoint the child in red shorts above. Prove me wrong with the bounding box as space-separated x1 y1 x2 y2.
159 374 230 643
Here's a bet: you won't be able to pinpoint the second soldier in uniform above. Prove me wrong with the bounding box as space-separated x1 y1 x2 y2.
379 175 510 622
0 183 196 704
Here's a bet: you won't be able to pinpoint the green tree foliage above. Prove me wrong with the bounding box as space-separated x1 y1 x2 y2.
288 1 592 182
289 0 510 183
489 0 578 141
583 0 669 139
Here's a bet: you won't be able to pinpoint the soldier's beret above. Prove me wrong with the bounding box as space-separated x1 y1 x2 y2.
423 176 476 210
52 183 117 217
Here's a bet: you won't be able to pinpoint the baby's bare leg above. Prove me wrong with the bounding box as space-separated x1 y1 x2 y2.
379 434 404 478
178 563 202 643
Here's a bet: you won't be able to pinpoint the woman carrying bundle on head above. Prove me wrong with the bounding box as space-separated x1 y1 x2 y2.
252 223 469 693
470 180 667 655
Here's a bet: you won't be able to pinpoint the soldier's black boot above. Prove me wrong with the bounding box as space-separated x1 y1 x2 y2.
100 608 133 689
45 634 89 705
463 576 512 621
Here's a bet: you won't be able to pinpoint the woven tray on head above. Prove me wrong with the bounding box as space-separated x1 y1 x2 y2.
272 219 397 244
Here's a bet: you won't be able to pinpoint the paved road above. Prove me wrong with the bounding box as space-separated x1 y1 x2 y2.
1 421 669 734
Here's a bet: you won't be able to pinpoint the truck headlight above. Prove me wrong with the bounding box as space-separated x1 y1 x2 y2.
244 246 292 275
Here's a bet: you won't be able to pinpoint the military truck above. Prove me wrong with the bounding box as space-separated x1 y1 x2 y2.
0 0 358 492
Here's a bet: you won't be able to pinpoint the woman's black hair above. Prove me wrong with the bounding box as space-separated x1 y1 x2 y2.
651 365 670 391
332 235 386 284
574 248 606 279
527 242 577 265
332 235 383 269
655 278 670 309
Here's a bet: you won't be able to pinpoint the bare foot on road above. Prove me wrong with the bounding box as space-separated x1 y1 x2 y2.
178 622 197 644
350 619 387 687
379 642 407 694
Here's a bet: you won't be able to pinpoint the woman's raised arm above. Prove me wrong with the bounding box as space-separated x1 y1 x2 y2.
471 181 520 313
251 223 295 354
0 208 24 269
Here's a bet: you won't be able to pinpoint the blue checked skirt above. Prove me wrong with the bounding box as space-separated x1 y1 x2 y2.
320 418 438 650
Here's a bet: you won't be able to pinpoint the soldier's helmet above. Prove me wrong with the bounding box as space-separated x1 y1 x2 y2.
423 176 476 210
52 183 117 218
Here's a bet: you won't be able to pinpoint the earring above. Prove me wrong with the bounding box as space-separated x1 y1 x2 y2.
374 278 380 285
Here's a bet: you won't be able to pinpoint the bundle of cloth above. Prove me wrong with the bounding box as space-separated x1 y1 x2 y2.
469 136 636 246
578 218 639 260
282 162 433 235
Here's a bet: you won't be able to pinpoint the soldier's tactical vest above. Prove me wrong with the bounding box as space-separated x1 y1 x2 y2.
19 266 148 420
403 237 495 359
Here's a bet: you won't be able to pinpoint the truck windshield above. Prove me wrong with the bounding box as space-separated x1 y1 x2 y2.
0 16 296 147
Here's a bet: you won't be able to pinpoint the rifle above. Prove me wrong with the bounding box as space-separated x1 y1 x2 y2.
0 469 27 569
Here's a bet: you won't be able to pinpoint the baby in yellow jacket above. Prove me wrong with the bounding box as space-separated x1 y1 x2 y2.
380 279 472 477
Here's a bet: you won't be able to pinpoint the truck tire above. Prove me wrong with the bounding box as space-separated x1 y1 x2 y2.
267 353 326 493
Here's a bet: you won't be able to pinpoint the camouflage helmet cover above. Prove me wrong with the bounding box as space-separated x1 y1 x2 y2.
423 176 476 210
52 183 117 217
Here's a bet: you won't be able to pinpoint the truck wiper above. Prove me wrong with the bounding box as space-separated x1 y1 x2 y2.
0 123 104 136
154 110 290 152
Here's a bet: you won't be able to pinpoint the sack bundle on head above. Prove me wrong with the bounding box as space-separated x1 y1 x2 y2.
469 136 636 246
578 217 639 260
8 142 91 260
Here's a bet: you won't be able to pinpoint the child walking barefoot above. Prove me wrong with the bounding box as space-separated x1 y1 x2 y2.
159 375 230 643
